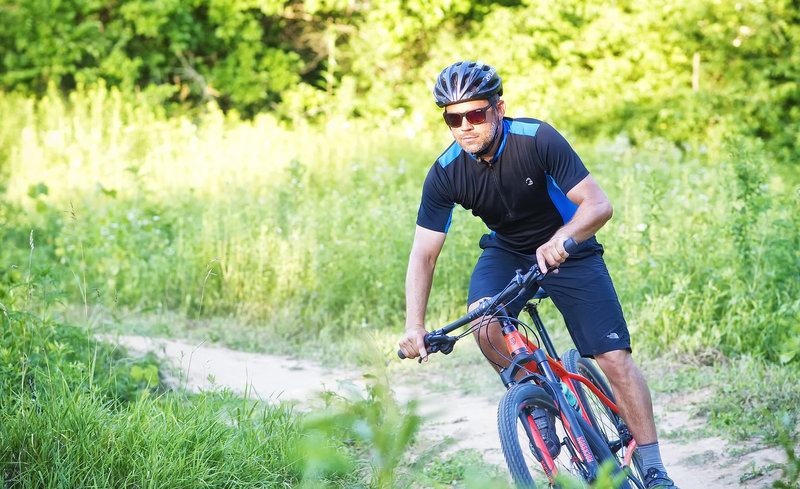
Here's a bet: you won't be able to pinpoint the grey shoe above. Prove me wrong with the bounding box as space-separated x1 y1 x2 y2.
530 407 560 458
643 468 679 489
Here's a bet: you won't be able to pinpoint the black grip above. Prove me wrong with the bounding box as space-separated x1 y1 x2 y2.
564 237 578 253
398 332 432 360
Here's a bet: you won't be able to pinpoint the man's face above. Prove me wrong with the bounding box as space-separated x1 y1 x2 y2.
444 99 506 156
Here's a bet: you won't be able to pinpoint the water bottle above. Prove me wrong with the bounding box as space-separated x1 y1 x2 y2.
561 381 582 415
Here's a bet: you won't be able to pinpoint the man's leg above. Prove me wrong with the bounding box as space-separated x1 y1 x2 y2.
593 349 657 445
469 298 510 373
594 349 679 488
466 240 535 373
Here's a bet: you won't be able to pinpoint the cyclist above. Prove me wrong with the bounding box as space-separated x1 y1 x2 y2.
398 60 679 489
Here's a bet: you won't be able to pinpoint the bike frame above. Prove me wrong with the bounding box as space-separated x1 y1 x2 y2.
398 242 641 483
496 316 599 482
501 300 640 474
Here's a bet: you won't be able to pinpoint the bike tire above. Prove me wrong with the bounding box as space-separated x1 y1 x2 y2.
497 382 626 489
562 349 645 488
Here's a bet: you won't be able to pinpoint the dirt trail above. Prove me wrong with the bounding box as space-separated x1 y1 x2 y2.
118 335 786 489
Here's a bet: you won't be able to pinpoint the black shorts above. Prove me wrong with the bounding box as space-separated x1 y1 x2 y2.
467 233 631 357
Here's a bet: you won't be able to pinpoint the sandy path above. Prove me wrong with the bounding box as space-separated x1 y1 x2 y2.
118 335 786 488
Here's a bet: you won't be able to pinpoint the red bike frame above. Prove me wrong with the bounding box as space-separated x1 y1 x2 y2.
502 325 639 475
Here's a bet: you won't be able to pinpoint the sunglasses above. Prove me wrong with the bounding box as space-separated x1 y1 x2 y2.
442 103 493 128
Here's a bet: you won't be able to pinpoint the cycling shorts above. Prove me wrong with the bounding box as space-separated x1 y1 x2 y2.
467 233 631 357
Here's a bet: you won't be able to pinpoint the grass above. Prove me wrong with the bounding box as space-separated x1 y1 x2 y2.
1 388 304 488
3 87 799 365
0 229 481 489
2 85 800 488
0 294 490 489
644 354 800 443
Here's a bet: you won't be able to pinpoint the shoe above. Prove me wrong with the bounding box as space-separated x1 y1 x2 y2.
643 468 679 489
530 407 560 458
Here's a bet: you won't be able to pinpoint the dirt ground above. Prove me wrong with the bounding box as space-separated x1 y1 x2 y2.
118 335 788 488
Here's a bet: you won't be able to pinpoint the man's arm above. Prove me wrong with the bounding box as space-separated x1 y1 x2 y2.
536 174 612 271
399 225 447 362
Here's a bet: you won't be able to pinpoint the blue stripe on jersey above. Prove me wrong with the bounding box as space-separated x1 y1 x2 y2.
437 143 462 168
545 174 578 223
444 206 454 232
508 120 541 137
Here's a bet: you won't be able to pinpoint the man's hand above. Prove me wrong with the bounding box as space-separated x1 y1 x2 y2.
536 235 571 273
399 326 429 362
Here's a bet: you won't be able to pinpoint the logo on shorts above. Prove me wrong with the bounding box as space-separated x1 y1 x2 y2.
607 333 620 340
525 177 534 186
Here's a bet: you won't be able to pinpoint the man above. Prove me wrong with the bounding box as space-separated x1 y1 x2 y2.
398 61 679 489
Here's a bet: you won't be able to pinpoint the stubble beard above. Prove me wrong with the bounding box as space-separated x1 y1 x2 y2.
465 119 499 156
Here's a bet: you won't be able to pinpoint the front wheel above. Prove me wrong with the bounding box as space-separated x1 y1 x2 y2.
497 382 626 489
562 349 645 487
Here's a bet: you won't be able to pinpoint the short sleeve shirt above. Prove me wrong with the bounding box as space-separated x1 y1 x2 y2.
416 118 589 254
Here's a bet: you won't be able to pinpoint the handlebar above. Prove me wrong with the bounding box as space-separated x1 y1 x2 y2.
398 238 578 361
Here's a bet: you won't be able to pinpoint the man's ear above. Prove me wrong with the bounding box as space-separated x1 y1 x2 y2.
495 99 506 118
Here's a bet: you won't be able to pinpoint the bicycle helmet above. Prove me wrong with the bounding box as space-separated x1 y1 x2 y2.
433 61 503 108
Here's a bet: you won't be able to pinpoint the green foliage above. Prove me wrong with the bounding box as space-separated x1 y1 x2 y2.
692 356 800 442
418 450 512 489
0 382 305 487
0 266 159 406
1 85 799 364
2 0 800 158
0 0 305 116
555 459 629 489
772 413 800 489
300 380 421 488
587 134 800 364
0 257 351 488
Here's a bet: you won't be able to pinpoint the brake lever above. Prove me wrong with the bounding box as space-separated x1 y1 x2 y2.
417 334 456 362
418 343 440 363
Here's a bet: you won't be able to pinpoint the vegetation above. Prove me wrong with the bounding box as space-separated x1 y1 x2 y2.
1 0 800 156
1 0 799 487
1 85 797 365
0 271 303 487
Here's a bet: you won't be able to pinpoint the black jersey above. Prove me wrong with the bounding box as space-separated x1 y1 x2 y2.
416 118 589 254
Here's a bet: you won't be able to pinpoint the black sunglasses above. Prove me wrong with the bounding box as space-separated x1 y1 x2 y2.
443 103 493 128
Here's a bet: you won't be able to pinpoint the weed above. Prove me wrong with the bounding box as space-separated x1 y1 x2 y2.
772 413 800 489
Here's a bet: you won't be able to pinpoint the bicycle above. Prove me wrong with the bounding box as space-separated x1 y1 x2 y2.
399 238 645 489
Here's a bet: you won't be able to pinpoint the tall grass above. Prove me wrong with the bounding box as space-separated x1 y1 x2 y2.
1 388 304 488
592 135 800 362
0 285 304 487
1 82 798 485
0 249 448 489
1 85 799 366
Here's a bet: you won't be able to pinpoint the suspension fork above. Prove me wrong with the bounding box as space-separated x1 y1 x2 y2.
531 349 600 481
499 320 601 481
499 319 559 481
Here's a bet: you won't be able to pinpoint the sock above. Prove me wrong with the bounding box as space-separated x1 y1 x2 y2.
638 441 666 473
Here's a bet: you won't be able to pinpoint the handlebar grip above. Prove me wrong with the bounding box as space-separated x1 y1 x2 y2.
564 237 578 254
398 332 432 360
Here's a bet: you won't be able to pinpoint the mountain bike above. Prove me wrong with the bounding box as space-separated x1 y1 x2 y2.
399 238 645 489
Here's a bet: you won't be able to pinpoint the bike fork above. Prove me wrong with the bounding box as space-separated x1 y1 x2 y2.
529 348 600 482
501 321 600 482
523 414 559 485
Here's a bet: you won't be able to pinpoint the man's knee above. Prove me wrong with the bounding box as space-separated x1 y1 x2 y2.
594 349 635 379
